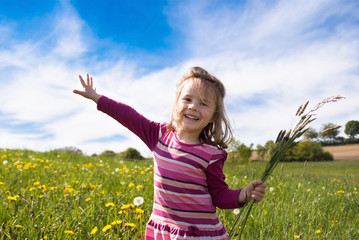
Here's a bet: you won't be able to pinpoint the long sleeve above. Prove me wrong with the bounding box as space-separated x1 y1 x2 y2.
206 158 243 209
97 95 163 151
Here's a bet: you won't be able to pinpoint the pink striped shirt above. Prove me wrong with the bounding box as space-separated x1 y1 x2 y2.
97 96 242 239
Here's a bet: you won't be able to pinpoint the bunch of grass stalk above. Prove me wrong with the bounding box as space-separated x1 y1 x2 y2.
227 95 345 240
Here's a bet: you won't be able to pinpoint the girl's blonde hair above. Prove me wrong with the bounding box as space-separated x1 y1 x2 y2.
167 66 233 149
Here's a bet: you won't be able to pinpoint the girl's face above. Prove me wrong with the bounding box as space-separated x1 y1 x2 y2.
174 79 216 143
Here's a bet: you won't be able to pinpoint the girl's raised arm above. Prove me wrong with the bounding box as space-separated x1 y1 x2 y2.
73 74 102 104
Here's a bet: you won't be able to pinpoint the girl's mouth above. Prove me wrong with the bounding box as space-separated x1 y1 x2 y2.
185 114 199 121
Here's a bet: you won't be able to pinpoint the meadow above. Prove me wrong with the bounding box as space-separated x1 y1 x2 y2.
0 148 358 239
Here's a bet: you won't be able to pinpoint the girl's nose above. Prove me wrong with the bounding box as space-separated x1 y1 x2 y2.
188 103 198 111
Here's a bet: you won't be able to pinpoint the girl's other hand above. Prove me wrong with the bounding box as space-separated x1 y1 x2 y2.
239 180 267 204
73 74 102 103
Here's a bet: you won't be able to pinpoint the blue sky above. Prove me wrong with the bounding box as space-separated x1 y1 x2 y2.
0 0 358 156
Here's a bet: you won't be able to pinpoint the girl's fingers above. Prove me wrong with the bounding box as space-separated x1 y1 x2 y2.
79 75 86 87
86 73 90 86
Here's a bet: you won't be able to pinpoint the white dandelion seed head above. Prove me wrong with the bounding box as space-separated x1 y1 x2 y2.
306 189 311 192
2 160 8 165
133 196 144 206
243 176 247 179
269 187 274 192
233 209 240 215
322 186 325 190
115 168 119 172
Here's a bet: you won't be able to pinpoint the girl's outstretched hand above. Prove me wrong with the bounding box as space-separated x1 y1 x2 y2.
73 74 102 103
238 180 267 204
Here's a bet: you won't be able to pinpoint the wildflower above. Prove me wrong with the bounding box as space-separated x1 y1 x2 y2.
8 195 19 201
111 220 122 225
322 186 325 190
0 182 4 185
136 185 144 189
135 208 144 214
121 203 134 209
355 187 358 191
125 223 135 228
269 187 274 192
2 160 8 165
337 190 345 194
64 230 75 235
102 225 112 232
133 196 144 206
128 183 135 188
294 235 300 239
233 209 240 215
90 227 98 234
15 225 23 228
105 202 115 207
316 230 321 234
33 181 40 186
85 198 92 202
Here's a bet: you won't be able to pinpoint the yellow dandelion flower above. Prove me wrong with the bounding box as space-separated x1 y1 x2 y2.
337 190 345 194
121 203 134 209
134 208 144 214
85 198 92 202
354 187 357 191
316 230 321 234
15 224 22 228
102 225 112 232
29 187 36 191
125 223 135 228
7 195 19 201
111 220 122 225
105 202 115 207
64 230 74 235
33 181 40 186
294 235 300 239
128 183 135 188
118 210 123 214
90 227 98 234
136 185 143 189
0 182 4 185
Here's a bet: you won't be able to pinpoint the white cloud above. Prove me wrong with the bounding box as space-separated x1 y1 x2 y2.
0 0 358 156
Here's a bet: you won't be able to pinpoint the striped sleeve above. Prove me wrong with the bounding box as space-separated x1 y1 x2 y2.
97 95 163 151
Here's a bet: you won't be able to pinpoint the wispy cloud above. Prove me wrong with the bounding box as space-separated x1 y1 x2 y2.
0 0 358 155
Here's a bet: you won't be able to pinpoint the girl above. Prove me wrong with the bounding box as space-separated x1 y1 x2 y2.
73 67 266 239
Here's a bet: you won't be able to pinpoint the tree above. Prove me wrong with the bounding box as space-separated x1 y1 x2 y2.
303 127 319 141
284 140 333 162
119 147 144 160
319 123 340 143
227 138 253 164
99 150 117 158
344 120 359 140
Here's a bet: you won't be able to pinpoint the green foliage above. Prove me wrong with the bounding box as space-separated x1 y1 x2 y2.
264 140 276 159
284 140 333 162
119 147 144 160
303 127 318 141
345 120 359 140
227 138 253 164
99 150 117 158
1 148 358 239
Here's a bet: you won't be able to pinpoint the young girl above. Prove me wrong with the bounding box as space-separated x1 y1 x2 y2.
73 67 266 239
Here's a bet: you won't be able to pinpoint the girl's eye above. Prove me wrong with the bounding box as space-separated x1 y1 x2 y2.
184 97 191 102
200 102 208 107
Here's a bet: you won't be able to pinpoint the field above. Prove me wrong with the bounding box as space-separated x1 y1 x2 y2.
323 144 359 161
1 148 358 239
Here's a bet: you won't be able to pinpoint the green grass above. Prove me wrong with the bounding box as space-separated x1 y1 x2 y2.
1 149 358 239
